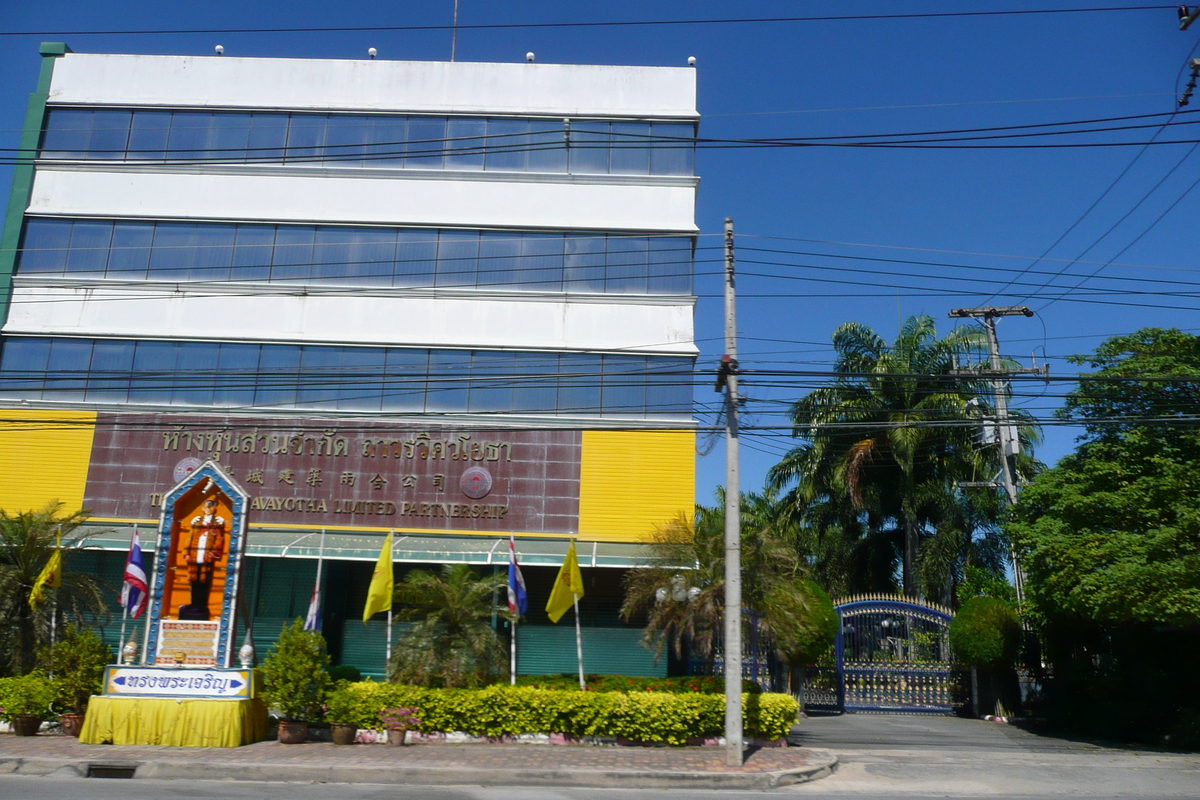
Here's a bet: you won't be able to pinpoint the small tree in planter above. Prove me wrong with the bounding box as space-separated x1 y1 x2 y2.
379 706 421 746
259 619 330 743
41 624 110 736
0 672 58 735
949 596 1021 717
325 683 365 745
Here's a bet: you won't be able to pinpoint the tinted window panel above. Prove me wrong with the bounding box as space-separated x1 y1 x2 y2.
602 355 646 417
210 113 252 163
286 114 328 164
336 346 386 411
130 341 178 403
148 223 198 280
87 109 132 160
484 119 529 172
557 354 603 415
311 227 355 284
232 225 275 282
382 348 428 411
247 113 288 162
394 230 437 288
271 226 315 283
347 228 396 285
425 349 470 411
435 230 478 287
364 116 407 166
190 225 235 281
323 115 369 166
520 234 564 290
647 236 693 295
569 121 610 174
564 235 606 293
127 111 172 160
255 345 301 408
444 118 486 171
42 338 92 401
173 341 219 405
168 112 214 161
527 120 568 172
66 221 112 278
296 346 342 408
476 232 521 290
213 343 260 407
610 122 651 175
41 109 92 158
0 338 51 398
468 350 515 412
605 236 649 294
107 222 155 278
651 122 695 176
18 219 72 274
405 117 446 169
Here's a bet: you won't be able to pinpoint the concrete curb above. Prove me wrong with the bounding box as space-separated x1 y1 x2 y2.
0 751 839 790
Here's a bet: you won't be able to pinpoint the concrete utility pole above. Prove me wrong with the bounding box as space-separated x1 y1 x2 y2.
716 217 743 766
949 306 1046 604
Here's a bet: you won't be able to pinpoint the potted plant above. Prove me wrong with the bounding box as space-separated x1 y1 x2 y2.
42 624 110 737
259 619 331 744
0 673 58 736
379 706 421 746
324 684 361 746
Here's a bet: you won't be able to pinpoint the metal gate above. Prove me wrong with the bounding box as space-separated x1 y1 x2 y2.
809 594 959 714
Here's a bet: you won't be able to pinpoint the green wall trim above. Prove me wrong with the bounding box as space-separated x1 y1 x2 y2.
0 43 69 331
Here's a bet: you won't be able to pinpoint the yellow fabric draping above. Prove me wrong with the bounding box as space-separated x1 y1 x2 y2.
79 696 268 747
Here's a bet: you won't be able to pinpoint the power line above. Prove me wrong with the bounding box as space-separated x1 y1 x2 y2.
0 6 1176 37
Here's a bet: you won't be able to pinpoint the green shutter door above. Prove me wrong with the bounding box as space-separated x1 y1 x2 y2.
517 626 665 678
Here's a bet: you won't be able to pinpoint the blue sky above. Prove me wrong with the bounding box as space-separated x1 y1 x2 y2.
1 2 1195 504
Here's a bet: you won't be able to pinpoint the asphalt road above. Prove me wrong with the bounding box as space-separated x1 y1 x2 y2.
2 714 1197 798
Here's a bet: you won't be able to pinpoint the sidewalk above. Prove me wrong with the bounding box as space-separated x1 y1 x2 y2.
0 732 838 791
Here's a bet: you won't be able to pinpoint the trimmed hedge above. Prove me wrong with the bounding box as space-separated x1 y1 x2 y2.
325 682 796 745
515 674 761 694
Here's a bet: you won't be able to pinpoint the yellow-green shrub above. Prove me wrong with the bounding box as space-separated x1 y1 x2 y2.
325 681 798 745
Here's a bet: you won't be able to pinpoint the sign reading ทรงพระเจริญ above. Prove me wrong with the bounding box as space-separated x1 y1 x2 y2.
103 666 253 698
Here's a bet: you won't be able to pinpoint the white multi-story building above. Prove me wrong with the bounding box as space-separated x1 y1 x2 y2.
0 43 698 676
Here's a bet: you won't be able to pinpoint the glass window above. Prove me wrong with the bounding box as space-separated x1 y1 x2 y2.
647 236 693 295
210 113 252 163
296 346 342 408
405 117 446 169
346 227 396 285
168 112 214 161
425 349 470 412
651 122 695 176
484 119 529 172
610 122 651 175
286 113 328 164
172 340 219 406
563 234 606 292
129 340 178 403
435 230 478 287
382 348 428 411
18 219 72 275
527 120 568 172
311 227 355 284
0 338 51 398
394 230 437 288
646 357 693 417
468 350 515 412
41 108 92 158
569 121 610 174
519 234 564 290
444 118 486 171
66 221 113 278
107 222 155 278
512 352 558 415
557 353 603 415
190 225 235 281
247 113 288 162
605 236 649 294
148 223 198 280
323 115 369 166
213 343 259 407
363 116 407 167
232 225 275 282
42 338 92 402
476 232 521 290
336 346 386 411
127 111 172 161
602 355 646 418
254 344 301 408
271 226 315 283
87 109 132 160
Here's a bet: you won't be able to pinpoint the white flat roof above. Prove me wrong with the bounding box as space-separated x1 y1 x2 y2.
47 53 699 119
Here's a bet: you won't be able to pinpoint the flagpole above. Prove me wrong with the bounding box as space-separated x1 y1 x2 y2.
573 593 585 691
119 523 136 662
510 617 517 686
384 529 394 676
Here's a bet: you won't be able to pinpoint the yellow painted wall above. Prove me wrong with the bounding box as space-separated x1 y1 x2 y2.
578 429 694 542
0 408 95 514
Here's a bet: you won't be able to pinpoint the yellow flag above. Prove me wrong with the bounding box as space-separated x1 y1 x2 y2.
29 538 62 609
362 531 394 622
546 540 585 623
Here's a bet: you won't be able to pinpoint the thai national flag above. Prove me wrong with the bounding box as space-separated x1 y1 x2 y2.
121 531 149 619
507 535 528 616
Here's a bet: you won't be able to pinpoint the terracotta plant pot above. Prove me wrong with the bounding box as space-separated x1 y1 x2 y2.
59 712 85 738
12 715 42 736
277 720 309 744
386 728 407 746
330 723 358 745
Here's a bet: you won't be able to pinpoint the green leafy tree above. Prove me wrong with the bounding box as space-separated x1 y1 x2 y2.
1006 328 1200 743
949 597 1020 667
770 315 1037 599
259 619 331 722
621 489 836 672
388 565 508 688
0 503 107 676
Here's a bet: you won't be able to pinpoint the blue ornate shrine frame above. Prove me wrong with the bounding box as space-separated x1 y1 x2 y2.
142 461 250 668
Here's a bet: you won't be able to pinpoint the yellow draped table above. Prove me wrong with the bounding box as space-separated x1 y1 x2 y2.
80 696 268 747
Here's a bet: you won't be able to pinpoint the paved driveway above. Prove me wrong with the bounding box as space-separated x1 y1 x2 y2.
786 713 1200 797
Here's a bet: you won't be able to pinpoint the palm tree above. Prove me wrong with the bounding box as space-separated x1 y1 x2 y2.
387 564 509 688
0 503 108 675
621 490 836 675
769 315 1036 598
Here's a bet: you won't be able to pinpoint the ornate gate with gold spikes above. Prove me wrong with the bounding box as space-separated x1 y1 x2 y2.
830 594 959 714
